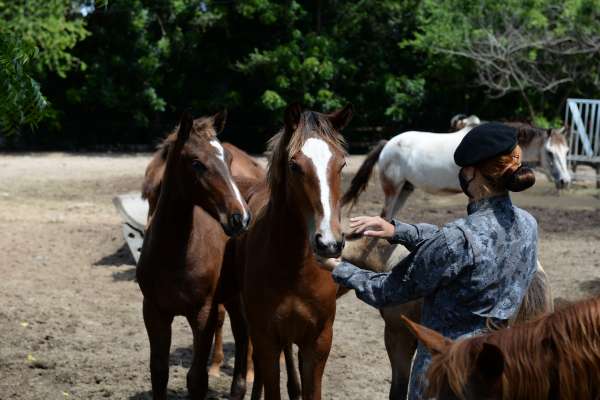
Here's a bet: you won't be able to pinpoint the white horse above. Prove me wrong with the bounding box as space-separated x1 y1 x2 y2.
342 121 571 219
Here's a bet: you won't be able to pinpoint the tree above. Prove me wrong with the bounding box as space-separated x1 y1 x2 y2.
0 35 47 134
411 0 600 120
0 0 89 135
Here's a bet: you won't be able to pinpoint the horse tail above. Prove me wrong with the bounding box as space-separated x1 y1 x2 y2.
342 140 387 208
512 260 554 324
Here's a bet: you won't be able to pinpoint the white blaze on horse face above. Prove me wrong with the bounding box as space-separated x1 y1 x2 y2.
301 138 335 243
544 138 571 186
209 139 250 224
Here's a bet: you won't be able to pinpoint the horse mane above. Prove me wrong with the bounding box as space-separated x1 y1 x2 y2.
500 121 546 147
266 111 346 191
427 295 600 400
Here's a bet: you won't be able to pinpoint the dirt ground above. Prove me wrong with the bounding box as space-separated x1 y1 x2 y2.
1 152 599 400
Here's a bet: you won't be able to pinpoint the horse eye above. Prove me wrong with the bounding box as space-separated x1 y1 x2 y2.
191 160 206 173
289 161 303 174
340 161 347 171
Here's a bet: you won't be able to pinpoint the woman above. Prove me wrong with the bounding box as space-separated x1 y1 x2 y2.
320 123 539 399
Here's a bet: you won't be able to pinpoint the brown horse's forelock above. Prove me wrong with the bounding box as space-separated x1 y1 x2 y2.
266 111 346 191
427 296 600 400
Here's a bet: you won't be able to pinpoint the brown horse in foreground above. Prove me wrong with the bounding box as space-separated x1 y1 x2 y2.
341 237 553 400
238 103 353 400
137 112 251 400
402 295 600 400
141 124 265 380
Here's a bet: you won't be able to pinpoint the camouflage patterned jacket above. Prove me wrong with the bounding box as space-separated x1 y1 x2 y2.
332 195 538 399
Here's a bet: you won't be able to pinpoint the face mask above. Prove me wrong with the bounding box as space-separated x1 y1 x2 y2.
459 168 476 198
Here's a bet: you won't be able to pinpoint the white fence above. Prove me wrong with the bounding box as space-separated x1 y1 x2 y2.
564 98 600 186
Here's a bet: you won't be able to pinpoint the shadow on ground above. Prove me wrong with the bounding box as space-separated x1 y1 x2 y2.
579 278 600 296
170 342 236 375
129 388 227 400
94 243 136 267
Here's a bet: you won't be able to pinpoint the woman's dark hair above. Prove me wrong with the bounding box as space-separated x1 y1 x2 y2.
503 166 536 192
478 145 536 192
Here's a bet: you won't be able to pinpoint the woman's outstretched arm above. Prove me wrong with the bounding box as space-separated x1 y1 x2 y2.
331 227 471 308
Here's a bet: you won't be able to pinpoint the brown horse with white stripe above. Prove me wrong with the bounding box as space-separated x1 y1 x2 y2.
238 103 353 400
137 111 251 400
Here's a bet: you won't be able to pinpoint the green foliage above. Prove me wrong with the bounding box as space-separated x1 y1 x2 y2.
0 35 47 135
3 0 599 148
0 0 89 78
410 0 600 118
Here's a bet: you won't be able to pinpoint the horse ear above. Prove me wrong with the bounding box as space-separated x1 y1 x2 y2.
329 103 354 131
212 109 227 135
475 343 504 381
400 315 451 355
176 110 194 144
284 102 303 133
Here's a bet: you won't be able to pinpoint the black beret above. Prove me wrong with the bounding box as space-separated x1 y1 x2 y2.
454 123 518 167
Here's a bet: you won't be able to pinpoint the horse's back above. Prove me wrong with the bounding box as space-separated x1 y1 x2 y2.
223 142 265 181
379 129 468 193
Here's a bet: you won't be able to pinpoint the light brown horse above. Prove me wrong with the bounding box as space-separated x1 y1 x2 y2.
238 103 353 400
402 295 600 400
136 111 252 400
341 236 553 400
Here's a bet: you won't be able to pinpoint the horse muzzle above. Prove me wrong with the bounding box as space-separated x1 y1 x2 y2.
222 211 252 237
313 232 345 258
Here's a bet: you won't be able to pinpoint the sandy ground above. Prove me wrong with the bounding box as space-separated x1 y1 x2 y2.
0 152 599 400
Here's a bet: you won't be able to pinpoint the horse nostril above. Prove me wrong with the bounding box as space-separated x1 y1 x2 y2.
230 213 243 227
315 233 327 250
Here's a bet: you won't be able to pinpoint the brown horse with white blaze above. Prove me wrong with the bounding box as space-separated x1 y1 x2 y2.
239 103 353 400
136 111 251 400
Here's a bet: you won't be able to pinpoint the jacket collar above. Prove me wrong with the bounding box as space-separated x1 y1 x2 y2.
467 194 512 215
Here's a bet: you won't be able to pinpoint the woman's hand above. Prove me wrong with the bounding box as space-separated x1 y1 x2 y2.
349 216 395 240
316 257 341 272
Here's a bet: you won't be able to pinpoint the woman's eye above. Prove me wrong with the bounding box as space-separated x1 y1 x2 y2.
191 160 206 172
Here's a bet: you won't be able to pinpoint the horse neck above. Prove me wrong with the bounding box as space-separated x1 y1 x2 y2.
264 192 313 264
150 147 195 240
520 135 544 163
495 299 600 399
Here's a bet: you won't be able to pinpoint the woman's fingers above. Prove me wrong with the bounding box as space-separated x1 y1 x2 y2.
363 230 387 238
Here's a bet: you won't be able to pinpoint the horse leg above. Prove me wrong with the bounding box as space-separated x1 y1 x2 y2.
284 343 301 400
186 301 219 400
208 304 226 378
298 324 333 400
381 303 420 400
252 340 282 400
142 299 174 400
247 339 254 383
224 297 248 400
381 181 414 220
249 344 263 400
